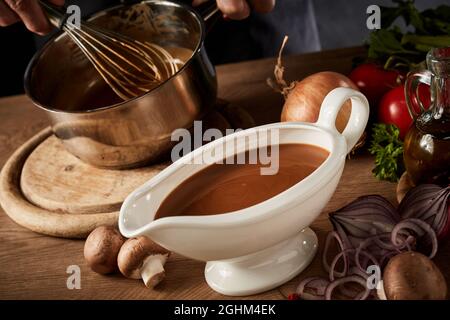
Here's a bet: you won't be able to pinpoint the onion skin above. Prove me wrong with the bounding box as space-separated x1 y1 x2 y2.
329 195 400 249
280 72 359 133
398 185 450 242
438 205 450 241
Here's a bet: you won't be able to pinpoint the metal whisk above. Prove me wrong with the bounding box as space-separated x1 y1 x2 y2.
40 1 180 100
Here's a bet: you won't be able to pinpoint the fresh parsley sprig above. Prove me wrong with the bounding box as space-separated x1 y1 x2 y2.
369 124 404 182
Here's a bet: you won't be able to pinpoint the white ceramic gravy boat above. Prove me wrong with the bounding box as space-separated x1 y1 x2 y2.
119 87 369 296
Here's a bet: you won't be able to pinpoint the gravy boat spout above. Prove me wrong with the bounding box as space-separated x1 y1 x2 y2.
119 87 369 296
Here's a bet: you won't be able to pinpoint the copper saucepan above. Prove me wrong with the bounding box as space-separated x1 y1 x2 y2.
25 0 218 169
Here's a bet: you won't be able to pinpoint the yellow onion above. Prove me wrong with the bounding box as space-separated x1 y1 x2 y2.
268 37 359 133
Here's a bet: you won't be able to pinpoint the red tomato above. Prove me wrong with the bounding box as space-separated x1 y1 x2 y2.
378 85 412 140
349 63 402 107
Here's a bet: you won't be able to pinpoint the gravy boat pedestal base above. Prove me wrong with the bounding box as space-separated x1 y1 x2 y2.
205 228 317 296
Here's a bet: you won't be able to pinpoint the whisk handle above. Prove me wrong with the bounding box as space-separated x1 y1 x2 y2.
196 1 221 33
200 3 220 22
39 0 69 29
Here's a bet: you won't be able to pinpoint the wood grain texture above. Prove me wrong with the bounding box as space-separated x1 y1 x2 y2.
0 130 169 238
1 47 448 299
20 135 168 214
396 172 415 203
0 128 116 238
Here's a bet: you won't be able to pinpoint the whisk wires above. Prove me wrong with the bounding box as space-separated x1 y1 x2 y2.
41 1 181 101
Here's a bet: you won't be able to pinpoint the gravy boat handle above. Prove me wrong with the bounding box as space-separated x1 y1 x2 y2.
316 87 369 154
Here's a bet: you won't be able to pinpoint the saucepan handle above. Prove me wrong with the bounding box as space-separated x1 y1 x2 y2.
316 88 370 154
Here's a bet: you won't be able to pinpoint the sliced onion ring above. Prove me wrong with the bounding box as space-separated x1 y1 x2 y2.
322 231 347 276
296 277 328 300
391 218 438 258
325 275 370 300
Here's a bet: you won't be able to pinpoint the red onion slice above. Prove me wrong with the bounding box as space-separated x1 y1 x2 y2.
322 231 347 276
355 245 379 273
325 275 370 300
296 277 328 300
391 218 438 258
329 249 354 281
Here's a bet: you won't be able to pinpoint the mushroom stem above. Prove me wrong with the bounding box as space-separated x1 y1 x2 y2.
141 253 169 288
376 280 387 300
118 236 171 289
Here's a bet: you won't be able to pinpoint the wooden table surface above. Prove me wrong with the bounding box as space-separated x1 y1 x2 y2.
1 47 449 300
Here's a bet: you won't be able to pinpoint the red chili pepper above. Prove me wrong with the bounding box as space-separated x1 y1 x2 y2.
287 293 300 300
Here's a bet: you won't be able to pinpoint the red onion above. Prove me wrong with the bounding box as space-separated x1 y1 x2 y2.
329 195 400 249
293 186 444 300
329 249 353 281
391 218 438 258
355 242 379 272
399 185 450 241
322 231 347 277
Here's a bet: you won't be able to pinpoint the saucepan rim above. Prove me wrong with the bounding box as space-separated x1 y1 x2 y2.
24 0 207 115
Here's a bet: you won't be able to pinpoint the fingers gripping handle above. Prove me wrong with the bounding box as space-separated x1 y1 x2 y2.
316 88 370 154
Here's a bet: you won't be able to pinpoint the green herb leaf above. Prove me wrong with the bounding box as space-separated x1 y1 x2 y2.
404 1 427 34
369 124 404 182
421 5 450 35
401 34 450 49
380 2 407 29
367 0 450 68
367 28 421 65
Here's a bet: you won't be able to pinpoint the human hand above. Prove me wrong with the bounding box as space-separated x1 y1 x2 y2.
0 0 65 35
192 0 276 20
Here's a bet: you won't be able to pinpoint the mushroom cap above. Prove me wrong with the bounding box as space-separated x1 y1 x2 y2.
84 225 125 274
117 236 170 279
383 251 447 300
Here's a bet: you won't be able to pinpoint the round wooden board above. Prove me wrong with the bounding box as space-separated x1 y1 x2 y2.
0 127 168 239
21 135 168 214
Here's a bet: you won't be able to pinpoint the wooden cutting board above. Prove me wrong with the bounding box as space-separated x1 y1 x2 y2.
0 127 169 238
20 134 168 215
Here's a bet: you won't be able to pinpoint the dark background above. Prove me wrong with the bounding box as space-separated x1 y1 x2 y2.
0 0 445 97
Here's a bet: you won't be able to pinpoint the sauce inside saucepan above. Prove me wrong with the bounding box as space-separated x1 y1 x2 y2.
51 47 193 111
155 143 329 219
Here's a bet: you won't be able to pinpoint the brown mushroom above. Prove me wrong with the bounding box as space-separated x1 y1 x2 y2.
118 236 171 288
84 225 125 274
378 251 447 300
